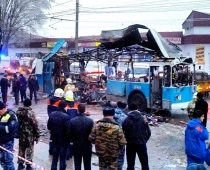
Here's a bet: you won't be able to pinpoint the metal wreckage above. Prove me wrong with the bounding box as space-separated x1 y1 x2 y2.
43 24 195 122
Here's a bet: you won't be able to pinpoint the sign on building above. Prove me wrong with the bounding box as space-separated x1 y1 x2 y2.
165 37 181 45
195 46 205 64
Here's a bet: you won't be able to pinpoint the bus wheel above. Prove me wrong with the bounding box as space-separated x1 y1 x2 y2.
129 93 147 112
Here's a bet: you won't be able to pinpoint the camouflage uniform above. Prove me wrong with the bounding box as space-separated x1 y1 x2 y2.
16 106 40 165
89 118 127 170
187 99 196 120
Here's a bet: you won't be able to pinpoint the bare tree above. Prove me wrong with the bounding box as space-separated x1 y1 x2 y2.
0 0 51 55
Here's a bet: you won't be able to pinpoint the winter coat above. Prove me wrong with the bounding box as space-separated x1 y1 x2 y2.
65 101 78 119
16 107 40 146
47 97 62 115
28 78 39 91
185 118 209 160
89 118 127 157
0 77 10 91
47 109 70 146
114 107 128 125
122 111 151 145
12 78 21 92
0 109 18 144
19 76 27 91
194 99 208 126
68 113 94 154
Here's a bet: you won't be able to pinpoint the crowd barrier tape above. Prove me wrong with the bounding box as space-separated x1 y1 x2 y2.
0 145 47 170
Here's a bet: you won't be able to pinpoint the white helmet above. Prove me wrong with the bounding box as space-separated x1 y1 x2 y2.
54 88 64 98
65 90 74 101
66 78 72 84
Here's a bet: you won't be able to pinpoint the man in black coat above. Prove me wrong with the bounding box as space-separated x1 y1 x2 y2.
67 103 94 170
194 92 208 127
47 101 70 170
0 73 10 105
12 74 20 105
122 103 151 170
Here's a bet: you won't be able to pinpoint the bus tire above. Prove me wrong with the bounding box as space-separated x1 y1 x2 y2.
129 92 147 112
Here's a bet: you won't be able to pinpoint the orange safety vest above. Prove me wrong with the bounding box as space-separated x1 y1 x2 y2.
65 102 79 110
47 99 61 107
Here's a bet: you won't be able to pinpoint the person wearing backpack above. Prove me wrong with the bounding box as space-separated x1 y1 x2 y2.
0 101 18 170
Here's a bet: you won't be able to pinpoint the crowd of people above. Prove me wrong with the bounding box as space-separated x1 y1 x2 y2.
45 87 152 170
0 74 209 170
0 73 39 105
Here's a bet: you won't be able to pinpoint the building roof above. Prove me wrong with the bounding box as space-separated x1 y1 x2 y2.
182 10 210 30
182 35 210 44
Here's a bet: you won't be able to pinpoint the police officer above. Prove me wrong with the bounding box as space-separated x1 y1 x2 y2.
89 107 127 170
16 99 40 170
47 88 64 155
0 101 18 170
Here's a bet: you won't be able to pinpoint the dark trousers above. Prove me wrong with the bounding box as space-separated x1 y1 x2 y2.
1 90 7 104
187 155 204 165
74 152 92 170
20 90 27 102
30 90 37 103
66 143 73 159
126 143 149 170
14 91 19 104
51 143 68 170
0 140 15 170
117 147 125 170
186 163 207 170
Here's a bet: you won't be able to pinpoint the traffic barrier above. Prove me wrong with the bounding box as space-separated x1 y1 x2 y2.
0 145 47 170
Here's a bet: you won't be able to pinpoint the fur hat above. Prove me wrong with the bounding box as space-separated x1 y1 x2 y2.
193 110 204 118
117 101 127 109
24 99 32 107
128 102 138 111
103 107 115 116
197 92 203 99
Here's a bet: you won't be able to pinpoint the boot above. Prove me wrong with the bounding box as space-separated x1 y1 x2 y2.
17 163 25 170
26 164 35 170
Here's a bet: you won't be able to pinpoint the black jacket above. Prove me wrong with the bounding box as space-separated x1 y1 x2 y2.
122 111 151 145
0 77 10 91
47 109 70 146
68 113 94 154
194 99 208 127
28 79 39 91
12 78 21 92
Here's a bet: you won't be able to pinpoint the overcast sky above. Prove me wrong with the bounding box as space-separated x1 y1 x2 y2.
37 0 210 38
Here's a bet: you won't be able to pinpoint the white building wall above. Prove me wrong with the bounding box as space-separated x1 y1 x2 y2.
180 44 210 74
184 27 210 35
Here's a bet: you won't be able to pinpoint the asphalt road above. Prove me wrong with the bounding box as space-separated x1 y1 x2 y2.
0 90 210 170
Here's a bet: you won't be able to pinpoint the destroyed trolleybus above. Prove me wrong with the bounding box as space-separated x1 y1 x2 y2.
100 24 196 114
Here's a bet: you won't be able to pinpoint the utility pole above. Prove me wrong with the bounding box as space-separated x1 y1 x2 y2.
75 0 79 54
